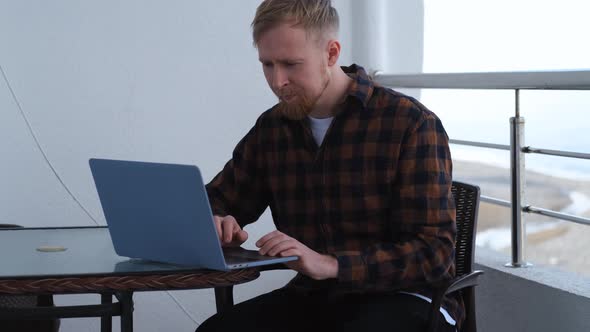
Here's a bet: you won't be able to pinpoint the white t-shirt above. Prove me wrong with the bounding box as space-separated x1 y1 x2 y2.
308 116 334 146
307 115 456 327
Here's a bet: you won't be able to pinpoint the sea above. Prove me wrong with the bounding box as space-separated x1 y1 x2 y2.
419 89 590 249
420 89 590 181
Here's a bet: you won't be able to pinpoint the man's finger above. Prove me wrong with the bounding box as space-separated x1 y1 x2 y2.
221 218 235 243
213 216 223 242
235 229 248 243
279 249 299 257
255 230 281 247
259 234 290 255
264 240 296 256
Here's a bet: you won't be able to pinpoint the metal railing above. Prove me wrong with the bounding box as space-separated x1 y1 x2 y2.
374 70 590 267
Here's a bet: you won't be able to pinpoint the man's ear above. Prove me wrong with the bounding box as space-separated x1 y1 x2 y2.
326 39 341 66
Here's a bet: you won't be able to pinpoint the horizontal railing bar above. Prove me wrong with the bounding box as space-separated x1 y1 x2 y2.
450 139 511 151
373 70 590 90
480 197 590 225
523 146 590 160
374 70 590 229
524 206 590 226
481 195 512 208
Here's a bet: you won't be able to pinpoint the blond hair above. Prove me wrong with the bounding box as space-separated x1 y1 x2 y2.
251 0 339 46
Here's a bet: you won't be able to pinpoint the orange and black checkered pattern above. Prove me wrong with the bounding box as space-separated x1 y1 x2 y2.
206 64 463 327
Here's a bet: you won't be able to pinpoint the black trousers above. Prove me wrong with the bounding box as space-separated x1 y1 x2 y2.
196 288 456 332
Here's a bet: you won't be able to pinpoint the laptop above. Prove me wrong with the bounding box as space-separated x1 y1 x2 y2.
89 158 297 271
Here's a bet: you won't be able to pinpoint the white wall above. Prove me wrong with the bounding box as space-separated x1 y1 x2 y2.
0 0 425 229
1 0 282 227
350 0 423 74
0 1 423 330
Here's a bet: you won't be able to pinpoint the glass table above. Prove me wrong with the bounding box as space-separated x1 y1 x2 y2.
0 226 260 332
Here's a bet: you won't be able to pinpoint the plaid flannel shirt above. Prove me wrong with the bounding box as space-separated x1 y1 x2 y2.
206 64 463 327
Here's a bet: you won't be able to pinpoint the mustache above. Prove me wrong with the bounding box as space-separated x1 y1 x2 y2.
277 87 299 98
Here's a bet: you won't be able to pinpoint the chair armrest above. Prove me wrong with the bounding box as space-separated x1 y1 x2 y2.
426 270 484 332
441 270 484 296
0 224 23 229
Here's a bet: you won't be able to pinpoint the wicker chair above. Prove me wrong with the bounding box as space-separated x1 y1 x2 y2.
425 181 483 332
215 180 483 332
0 224 60 332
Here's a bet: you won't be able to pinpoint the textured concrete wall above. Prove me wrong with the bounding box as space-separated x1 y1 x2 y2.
475 247 590 332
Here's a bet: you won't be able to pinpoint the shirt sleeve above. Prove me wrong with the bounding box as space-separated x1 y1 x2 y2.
205 118 270 228
334 110 456 290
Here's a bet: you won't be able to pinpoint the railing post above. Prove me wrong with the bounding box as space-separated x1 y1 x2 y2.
507 89 532 267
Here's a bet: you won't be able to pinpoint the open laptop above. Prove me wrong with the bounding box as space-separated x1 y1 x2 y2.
89 158 297 271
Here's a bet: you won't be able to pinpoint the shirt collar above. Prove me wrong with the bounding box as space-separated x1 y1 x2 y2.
342 64 375 108
274 64 376 122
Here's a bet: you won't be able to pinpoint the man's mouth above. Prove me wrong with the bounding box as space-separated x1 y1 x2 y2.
280 94 296 102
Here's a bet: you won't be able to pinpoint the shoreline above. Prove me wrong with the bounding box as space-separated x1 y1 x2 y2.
453 159 590 277
453 159 590 229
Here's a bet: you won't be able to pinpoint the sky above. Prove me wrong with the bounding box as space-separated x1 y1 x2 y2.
423 0 590 72
420 0 590 180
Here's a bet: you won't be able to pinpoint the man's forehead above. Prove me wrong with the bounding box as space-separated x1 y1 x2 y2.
258 22 308 43
257 26 313 59
257 47 308 63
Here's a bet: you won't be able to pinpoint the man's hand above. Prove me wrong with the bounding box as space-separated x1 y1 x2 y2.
256 230 338 280
213 215 248 247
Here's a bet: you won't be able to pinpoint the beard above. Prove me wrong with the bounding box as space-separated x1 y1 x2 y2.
274 67 331 121
274 87 315 121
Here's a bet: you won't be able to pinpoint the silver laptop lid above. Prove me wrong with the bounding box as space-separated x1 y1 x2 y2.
89 158 227 270
89 158 297 271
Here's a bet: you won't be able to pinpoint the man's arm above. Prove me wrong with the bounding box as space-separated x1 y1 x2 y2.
206 118 270 229
333 112 456 290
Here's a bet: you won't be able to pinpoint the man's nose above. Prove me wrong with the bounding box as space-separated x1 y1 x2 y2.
272 67 289 91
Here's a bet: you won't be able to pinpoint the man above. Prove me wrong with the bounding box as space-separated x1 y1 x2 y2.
197 0 460 331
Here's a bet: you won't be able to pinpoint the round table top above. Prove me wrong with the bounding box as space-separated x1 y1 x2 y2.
0 227 260 295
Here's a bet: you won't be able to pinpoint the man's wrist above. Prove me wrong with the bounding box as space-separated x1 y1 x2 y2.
321 254 339 279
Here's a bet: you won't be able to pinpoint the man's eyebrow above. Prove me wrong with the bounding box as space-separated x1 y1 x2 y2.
258 58 304 63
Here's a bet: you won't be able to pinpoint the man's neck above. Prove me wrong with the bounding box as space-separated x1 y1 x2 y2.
309 67 353 119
